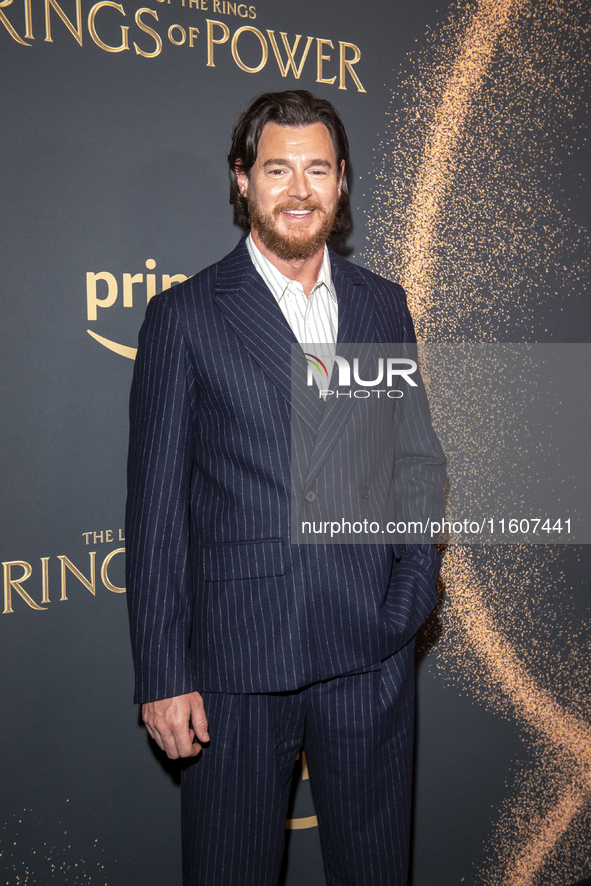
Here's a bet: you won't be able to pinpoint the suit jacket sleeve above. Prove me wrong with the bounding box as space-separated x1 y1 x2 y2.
388 284 445 629
125 293 200 705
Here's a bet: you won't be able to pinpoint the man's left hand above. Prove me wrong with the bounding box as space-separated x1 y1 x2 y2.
141 691 209 759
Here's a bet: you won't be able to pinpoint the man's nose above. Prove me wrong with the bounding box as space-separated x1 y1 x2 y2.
288 170 311 201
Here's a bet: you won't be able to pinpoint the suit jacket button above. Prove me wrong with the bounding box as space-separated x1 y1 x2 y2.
305 490 316 502
360 486 370 499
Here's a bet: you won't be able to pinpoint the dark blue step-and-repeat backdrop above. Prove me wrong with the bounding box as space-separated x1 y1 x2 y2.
1 0 590 883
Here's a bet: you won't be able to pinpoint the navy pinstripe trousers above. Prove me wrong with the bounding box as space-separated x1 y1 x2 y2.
181 639 415 886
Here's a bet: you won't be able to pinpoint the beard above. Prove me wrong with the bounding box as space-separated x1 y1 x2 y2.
247 193 338 261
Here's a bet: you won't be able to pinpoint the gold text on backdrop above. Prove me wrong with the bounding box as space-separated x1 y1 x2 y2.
0 0 366 90
2 530 126 613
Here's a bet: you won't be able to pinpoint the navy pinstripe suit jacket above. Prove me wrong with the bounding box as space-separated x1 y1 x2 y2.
126 237 446 704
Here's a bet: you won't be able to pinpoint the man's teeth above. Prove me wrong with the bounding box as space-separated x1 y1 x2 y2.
284 209 312 215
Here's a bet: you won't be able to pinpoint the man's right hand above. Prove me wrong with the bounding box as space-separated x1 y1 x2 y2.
142 691 209 759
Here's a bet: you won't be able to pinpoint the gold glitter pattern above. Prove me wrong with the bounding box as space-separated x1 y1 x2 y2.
434 547 591 884
1 805 109 884
398 0 522 318
362 0 591 882
365 0 589 341
441 549 591 884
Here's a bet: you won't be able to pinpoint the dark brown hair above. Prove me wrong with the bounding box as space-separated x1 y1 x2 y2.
228 90 351 235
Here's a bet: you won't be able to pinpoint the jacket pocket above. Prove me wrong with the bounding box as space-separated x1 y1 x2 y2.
202 538 285 582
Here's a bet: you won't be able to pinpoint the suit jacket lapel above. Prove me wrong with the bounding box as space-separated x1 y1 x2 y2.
303 251 377 490
213 239 324 433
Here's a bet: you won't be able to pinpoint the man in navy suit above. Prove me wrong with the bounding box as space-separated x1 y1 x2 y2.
126 90 446 885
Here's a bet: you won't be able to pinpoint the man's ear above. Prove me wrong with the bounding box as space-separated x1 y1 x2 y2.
235 161 248 197
337 160 345 194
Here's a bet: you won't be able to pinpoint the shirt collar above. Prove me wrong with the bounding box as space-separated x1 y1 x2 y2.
246 233 337 304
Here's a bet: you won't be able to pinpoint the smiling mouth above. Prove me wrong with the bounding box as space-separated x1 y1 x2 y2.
282 209 315 217
275 201 324 220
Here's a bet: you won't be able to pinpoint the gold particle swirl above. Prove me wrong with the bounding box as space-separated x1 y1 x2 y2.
504 786 589 886
364 0 591 882
366 0 589 344
399 0 524 321
442 549 591 885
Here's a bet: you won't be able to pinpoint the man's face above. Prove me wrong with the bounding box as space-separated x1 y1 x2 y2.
236 122 344 262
